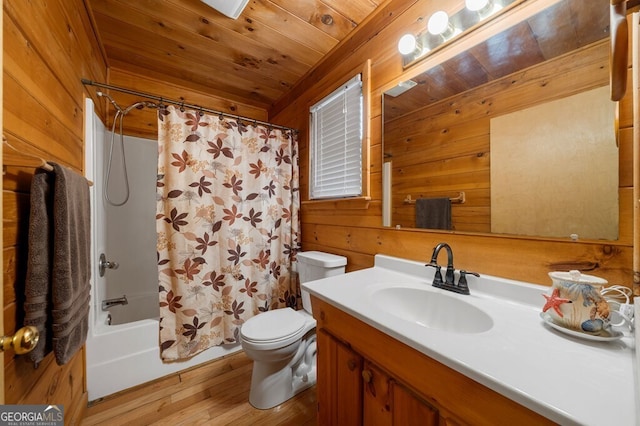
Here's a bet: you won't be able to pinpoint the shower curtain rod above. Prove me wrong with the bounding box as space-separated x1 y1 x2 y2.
81 78 298 133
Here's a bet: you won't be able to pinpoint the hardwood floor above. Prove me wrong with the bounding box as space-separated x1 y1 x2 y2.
82 351 317 425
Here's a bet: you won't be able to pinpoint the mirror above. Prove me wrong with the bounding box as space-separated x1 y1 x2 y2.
383 0 620 240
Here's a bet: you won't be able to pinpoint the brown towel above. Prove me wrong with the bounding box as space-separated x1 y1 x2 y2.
415 197 452 230
24 163 91 366
50 163 91 366
24 171 55 367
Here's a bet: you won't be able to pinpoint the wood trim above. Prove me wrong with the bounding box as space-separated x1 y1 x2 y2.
362 59 372 200
1 4 4 405
633 11 640 297
303 197 371 210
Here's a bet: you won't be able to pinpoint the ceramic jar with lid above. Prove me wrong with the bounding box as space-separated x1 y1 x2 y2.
543 270 610 333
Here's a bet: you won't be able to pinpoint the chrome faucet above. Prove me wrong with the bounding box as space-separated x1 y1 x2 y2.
426 243 479 295
101 295 128 311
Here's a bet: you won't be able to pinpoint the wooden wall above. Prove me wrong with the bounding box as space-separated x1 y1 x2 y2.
2 0 271 417
270 0 635 287
2 0 106 421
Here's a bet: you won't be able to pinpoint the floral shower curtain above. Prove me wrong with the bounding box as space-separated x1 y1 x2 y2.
156 105 300 361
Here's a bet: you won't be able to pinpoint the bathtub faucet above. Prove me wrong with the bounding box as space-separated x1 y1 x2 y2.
102 295 128 311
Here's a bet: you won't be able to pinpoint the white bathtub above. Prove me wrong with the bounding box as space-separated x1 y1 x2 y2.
84 99 242 402
86 309 241 401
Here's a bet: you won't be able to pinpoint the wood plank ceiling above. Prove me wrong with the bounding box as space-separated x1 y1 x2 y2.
87 0 382 110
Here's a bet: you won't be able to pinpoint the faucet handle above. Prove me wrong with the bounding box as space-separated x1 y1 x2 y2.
457 270 480 295
426 263 443 285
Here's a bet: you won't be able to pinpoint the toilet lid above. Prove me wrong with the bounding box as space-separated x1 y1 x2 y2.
241 308 306 342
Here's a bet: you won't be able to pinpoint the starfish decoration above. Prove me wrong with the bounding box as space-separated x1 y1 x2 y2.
542 288 572 317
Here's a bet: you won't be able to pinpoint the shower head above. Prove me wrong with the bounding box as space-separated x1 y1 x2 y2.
97 91 124 114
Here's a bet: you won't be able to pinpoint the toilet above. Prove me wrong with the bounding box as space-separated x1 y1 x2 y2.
240 251 347 409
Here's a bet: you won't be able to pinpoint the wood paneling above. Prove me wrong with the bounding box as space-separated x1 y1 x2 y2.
2 0 107 420
270 0 635 288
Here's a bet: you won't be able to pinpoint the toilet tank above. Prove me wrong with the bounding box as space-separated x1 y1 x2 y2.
297 251 346 314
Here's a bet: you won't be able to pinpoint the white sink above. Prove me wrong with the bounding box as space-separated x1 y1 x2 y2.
303 254 636 425
370 286 493 334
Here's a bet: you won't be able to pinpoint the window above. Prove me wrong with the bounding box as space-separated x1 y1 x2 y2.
309 74 363 199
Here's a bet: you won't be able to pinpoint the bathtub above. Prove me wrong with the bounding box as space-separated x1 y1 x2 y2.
84 98 241 402
86 308 241 401
86 282 243 402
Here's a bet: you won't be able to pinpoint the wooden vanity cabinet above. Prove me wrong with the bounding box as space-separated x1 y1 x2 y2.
317 329 439 426
312 297 553 425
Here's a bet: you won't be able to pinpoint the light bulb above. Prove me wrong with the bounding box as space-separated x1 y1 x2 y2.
397 34 417 55
427 11 450 35
465 0 489 12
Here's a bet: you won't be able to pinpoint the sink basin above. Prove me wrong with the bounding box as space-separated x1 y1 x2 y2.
371 287 493 334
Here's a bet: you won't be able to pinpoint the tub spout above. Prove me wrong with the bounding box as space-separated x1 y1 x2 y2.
102 295 128 311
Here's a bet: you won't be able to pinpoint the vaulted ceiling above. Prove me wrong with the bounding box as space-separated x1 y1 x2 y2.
88 0 382 110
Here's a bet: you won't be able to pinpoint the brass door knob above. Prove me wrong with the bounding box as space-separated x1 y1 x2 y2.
1 326 39 354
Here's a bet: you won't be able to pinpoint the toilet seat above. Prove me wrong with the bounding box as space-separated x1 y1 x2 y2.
241 308 314 351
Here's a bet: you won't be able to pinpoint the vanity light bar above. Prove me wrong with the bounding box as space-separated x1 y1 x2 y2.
398 0 516 67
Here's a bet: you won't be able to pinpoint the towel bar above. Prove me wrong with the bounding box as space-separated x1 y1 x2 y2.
3 135 94 186
404 192 465 205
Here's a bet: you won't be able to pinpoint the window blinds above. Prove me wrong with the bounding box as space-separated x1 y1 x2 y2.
309 75 363 199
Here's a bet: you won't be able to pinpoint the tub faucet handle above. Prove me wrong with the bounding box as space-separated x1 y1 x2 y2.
99 253 119 277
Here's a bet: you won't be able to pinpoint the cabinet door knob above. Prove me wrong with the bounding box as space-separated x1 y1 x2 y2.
362 369 376 396
347 359 357 371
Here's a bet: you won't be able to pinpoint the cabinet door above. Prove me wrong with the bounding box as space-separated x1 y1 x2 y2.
317 329 363 426
363 362 439 426
362 362 393 425
393 383 439 426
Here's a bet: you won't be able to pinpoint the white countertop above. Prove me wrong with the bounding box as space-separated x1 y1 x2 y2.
303 254 637 426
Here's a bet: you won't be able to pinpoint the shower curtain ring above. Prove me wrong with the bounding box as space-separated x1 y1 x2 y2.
219 112 224 121
198 107 204 117
179 101 185 112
